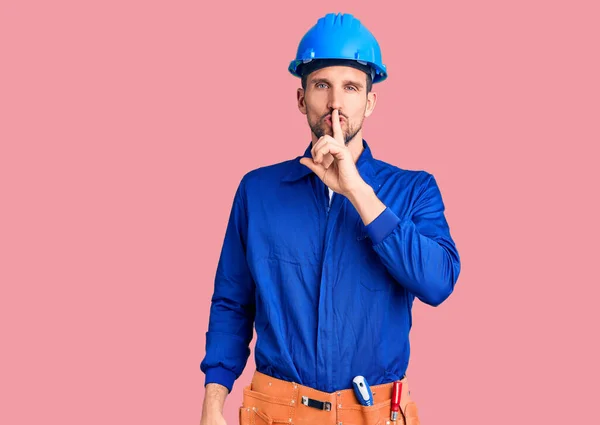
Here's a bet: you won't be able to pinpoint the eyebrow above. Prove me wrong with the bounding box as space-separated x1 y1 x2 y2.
310 78 364 89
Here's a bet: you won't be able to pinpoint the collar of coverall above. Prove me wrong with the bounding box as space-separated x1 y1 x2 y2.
282 138 378 190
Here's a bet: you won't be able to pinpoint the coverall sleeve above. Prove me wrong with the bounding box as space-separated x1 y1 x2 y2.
200 178 255 393
364 173 461 306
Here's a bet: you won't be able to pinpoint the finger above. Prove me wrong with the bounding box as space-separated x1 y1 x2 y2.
301 156 330 185
318 153 335 168
311 136 326 161
313 136 338 163
322 153 335 169
316 143 344 165
315 145 332 165
299 156 326 177
313 138 329 164
332 109 344 144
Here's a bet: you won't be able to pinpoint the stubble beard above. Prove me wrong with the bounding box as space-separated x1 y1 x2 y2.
307 109 364 146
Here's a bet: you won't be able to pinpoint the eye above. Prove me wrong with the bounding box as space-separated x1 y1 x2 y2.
346 86 357 91
316 82 328 89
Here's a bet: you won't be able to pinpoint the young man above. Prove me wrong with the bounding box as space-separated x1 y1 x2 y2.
200 13 461 425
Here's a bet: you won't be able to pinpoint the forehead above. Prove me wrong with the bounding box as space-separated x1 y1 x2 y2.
307 66 367 83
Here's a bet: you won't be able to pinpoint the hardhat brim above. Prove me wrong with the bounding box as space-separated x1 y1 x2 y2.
289 58 387 84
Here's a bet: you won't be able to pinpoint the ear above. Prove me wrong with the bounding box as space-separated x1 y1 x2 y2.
297 88 307 115
364 91 377 118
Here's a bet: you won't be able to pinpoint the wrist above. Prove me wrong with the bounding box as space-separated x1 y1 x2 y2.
202 399 224 416
203 404 223 414
203 383 228 414
346 181 373 204
346 181 387 226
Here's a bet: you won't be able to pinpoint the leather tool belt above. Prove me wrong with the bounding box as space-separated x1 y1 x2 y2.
239 370 420 425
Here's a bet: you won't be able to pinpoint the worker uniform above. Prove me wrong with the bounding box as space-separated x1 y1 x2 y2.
200 140 460 424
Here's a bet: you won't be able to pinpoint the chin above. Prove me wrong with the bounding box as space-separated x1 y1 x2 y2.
318 125 332 137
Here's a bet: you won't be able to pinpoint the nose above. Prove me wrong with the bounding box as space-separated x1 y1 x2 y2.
327 86 343 112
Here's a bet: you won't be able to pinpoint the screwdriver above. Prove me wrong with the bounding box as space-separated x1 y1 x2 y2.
390 381 402 421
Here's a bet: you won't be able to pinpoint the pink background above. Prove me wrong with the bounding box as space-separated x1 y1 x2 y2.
1 1 599 424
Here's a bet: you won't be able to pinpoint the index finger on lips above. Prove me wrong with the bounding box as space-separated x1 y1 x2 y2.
332 109 344 144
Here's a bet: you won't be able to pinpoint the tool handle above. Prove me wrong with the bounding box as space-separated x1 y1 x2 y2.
352 376 374 406
391 381 402 412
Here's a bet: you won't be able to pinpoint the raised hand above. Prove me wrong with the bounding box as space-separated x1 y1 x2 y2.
299 109 364 197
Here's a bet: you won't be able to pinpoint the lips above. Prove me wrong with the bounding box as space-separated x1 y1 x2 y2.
324 115 345 124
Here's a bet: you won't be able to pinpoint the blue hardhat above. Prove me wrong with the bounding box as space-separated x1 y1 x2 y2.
288 13 387 83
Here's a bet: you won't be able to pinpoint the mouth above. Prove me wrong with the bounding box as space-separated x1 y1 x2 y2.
324 115 345 125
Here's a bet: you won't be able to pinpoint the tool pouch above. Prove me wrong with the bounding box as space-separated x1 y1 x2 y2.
402 401 420 425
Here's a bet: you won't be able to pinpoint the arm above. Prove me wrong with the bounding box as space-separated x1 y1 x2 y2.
200 178 255 399
348 173 461 306
200 384 229 425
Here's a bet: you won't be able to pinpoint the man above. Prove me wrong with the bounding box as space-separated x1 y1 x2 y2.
200 12 461 425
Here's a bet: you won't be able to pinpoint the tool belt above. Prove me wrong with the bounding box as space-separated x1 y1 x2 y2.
239 370 420 425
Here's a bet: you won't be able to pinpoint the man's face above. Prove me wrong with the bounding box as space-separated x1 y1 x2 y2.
297 66 377 145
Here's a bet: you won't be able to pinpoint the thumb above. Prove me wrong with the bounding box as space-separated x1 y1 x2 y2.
300 157 324 175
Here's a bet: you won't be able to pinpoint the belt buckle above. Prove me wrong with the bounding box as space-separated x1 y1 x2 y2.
301 396 332 411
